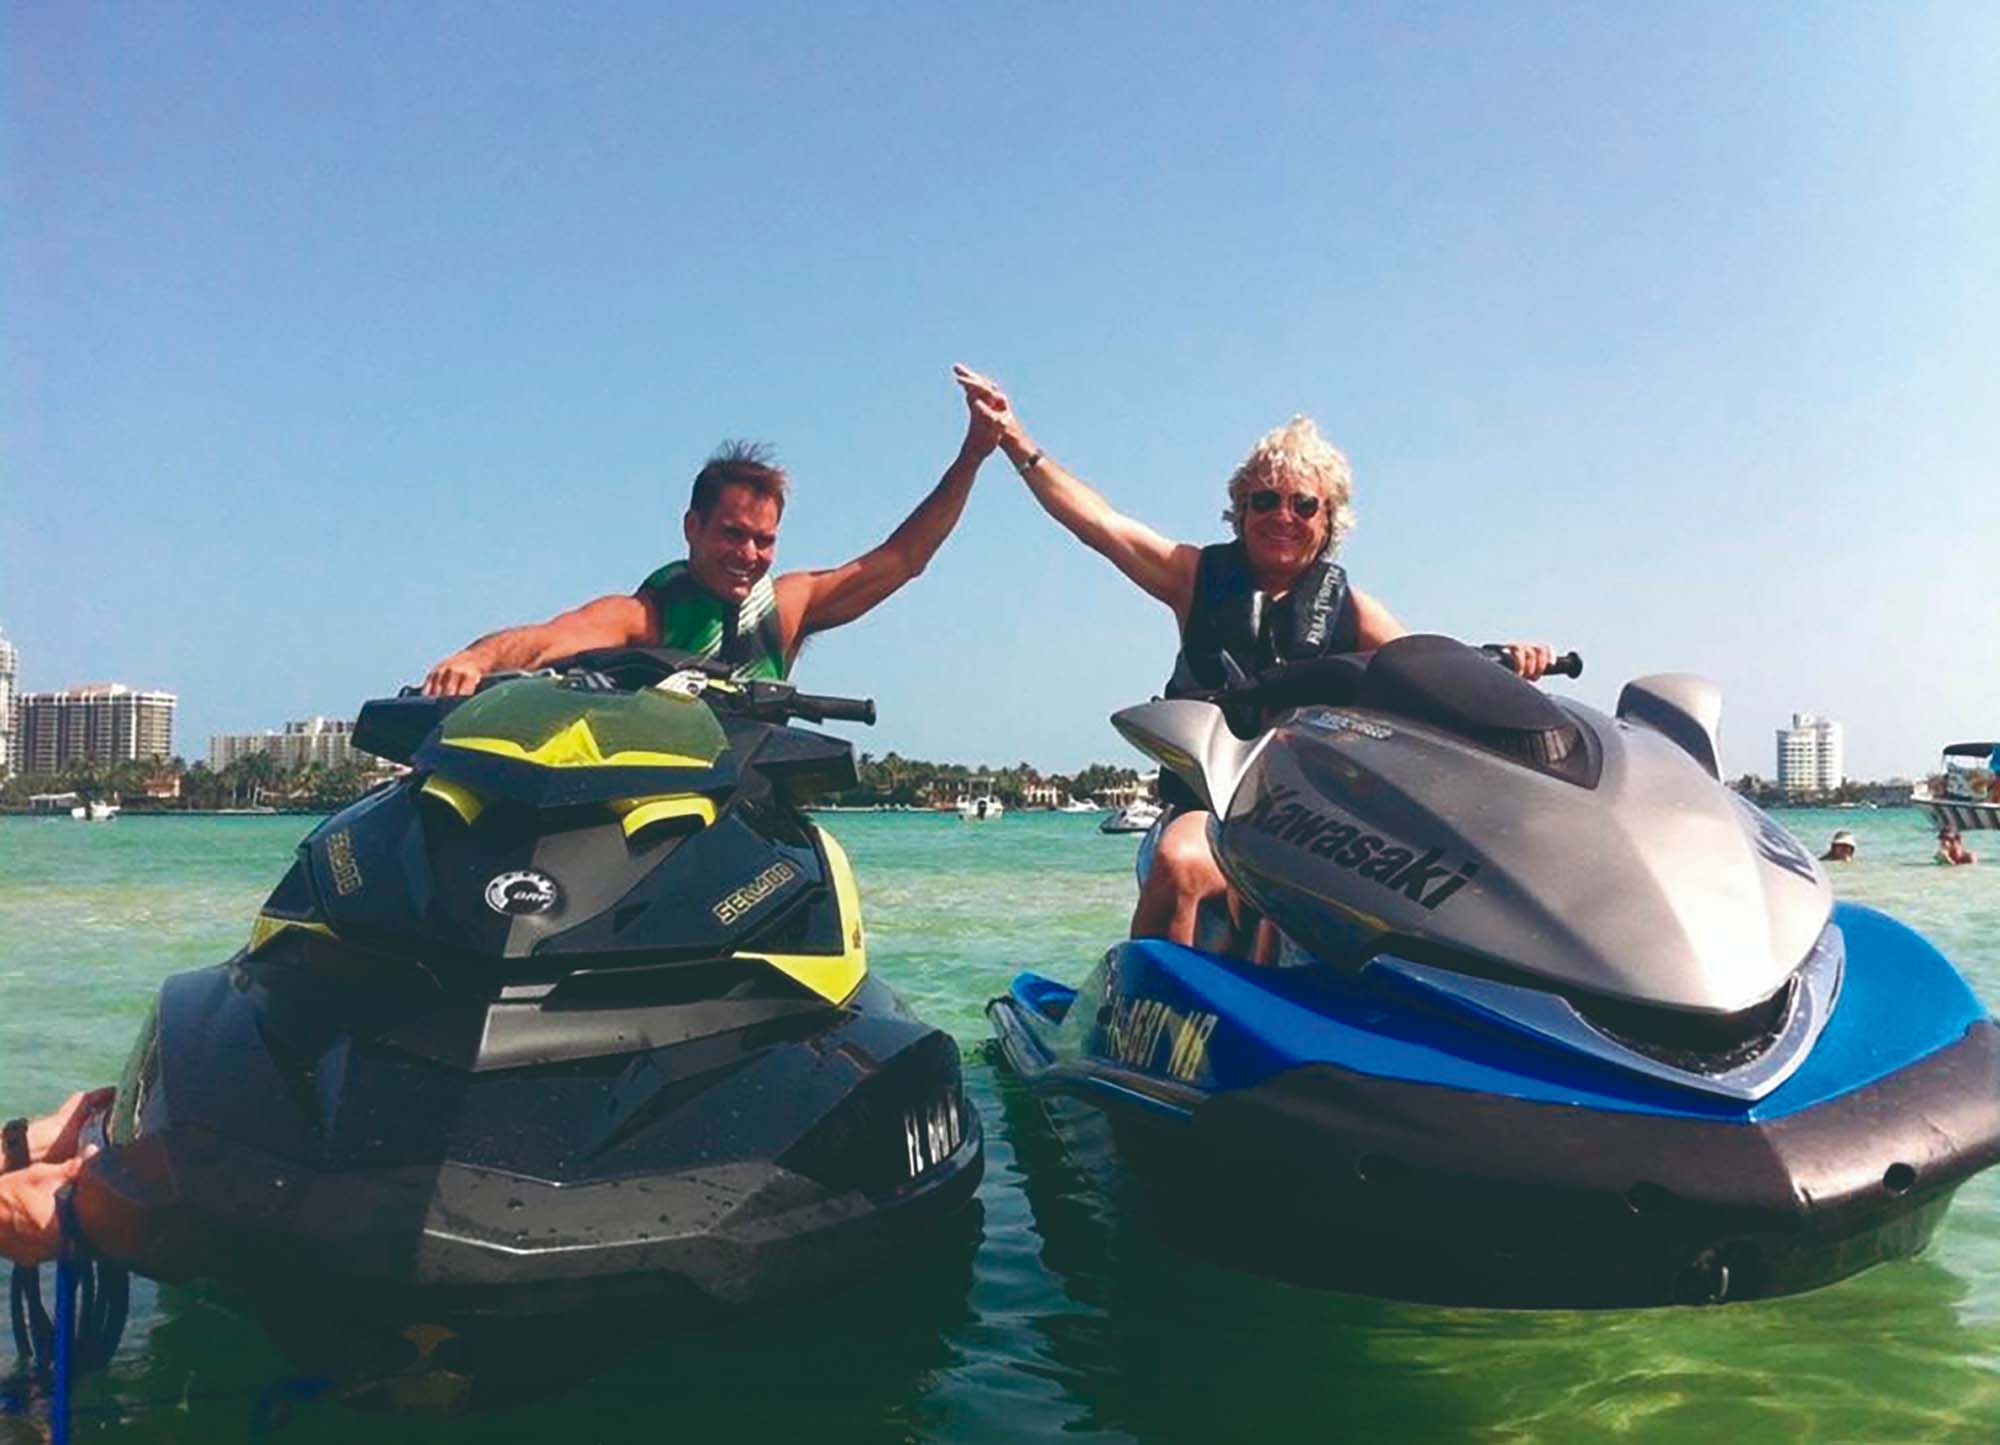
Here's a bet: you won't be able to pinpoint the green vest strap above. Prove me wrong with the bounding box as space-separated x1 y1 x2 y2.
636 561 789 680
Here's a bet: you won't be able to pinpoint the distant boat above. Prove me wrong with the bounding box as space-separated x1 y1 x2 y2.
958 795 1004 822
1058 797 1103 814
1914 742 2000 832
1099 799 1162 835
70 799 119 822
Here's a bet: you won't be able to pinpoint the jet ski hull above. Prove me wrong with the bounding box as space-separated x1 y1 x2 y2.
990 905 2000 1308
81 967 981 1354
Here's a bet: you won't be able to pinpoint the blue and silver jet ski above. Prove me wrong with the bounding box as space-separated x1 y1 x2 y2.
989 636 2000 1307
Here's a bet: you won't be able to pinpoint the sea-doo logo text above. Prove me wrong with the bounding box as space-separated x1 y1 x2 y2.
1242 784 1479 911
325 831 363 896
484 869 562 917
713 861 799 925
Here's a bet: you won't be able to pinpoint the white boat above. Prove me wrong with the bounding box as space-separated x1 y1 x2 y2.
958 795 1005 821
1914 743 2000 832
1058 797 1103 814
1099 799 1163 834
70 799 120 822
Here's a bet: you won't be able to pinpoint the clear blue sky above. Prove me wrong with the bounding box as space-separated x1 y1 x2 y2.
5 3 1995 778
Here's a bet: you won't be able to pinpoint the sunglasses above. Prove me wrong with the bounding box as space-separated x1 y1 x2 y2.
1246 488 1321 519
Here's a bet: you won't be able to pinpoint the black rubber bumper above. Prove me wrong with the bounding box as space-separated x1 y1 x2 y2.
1105 1020 2000 1307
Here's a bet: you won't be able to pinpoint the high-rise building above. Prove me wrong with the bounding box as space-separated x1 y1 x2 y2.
0 627 18 776
209 716 363 771
14 684 178 772
1775 713 1843 794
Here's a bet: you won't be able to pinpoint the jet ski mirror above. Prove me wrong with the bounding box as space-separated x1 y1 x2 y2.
1616 674 1724 780
1111 698 1265 814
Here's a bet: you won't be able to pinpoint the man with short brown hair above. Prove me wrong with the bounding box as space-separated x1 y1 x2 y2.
423 379 997 694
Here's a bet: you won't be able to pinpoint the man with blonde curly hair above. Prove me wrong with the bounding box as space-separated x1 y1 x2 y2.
954 364 1552 947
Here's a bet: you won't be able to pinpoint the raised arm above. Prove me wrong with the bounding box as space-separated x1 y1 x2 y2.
954 365 1198 621
422 593 656 696
772 374 997 654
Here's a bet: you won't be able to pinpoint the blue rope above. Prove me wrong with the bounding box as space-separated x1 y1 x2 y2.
4 1187 129 1439
52 1211 75 1445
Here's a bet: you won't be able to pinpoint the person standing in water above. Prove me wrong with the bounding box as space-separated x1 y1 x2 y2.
1937 829 1978 866
952 364 1553 946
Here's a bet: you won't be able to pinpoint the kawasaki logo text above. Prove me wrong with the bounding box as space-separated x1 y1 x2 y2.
1241 785 1478 910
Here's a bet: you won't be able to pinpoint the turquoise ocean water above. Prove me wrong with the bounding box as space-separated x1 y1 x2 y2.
2 807 1997 1442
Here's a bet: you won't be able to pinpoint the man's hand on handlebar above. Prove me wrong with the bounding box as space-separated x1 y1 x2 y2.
1480 643 1583 681
423 651 488 697
1499 642 1555 681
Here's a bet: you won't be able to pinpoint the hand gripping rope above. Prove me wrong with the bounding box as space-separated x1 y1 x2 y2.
6 1187 130 1443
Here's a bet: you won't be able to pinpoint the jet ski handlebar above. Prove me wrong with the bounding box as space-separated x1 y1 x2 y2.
1186 641 1582 710
540 650 878 726
739 681 877 727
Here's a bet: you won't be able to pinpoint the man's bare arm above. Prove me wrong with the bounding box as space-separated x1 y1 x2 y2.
954 366 1199 621
1350 588 1408 650
422 593 656 696
1349 591 1555 680
773 378 998 655
774 445 984 655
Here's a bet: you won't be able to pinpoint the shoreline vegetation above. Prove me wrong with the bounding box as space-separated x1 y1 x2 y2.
1730 776 1922 810
1 753 1927 817
0 752 1151 815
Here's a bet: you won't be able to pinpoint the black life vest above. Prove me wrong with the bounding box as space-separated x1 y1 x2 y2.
1165 541 1357 697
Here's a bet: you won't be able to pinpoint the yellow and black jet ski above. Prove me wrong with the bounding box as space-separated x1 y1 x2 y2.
78 649 981 1392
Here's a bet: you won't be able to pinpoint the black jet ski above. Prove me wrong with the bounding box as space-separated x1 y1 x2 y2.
79 649 981 1386
990 635 2000 1307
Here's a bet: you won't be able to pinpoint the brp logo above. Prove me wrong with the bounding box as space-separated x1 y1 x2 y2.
484 869 562 917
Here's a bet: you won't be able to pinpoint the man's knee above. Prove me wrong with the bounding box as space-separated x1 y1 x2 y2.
1153 816 1222 893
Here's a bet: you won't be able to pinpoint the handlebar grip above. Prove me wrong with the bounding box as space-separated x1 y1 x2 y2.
1481 645 1583 681
792 693 877 726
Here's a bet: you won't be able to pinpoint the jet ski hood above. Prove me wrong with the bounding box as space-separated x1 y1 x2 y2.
1114 640 1832 1017
1215 704 1830 1012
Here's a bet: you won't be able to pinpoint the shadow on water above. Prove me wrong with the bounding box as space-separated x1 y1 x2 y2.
983 1055 1487 1443
15 1059 2000 1441
980 1053 2000 1445
28 1192 985 1442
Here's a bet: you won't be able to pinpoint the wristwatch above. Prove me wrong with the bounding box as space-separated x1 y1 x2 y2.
2 1117 28 1173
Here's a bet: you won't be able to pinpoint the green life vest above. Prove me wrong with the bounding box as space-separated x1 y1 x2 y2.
636 561 789 680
